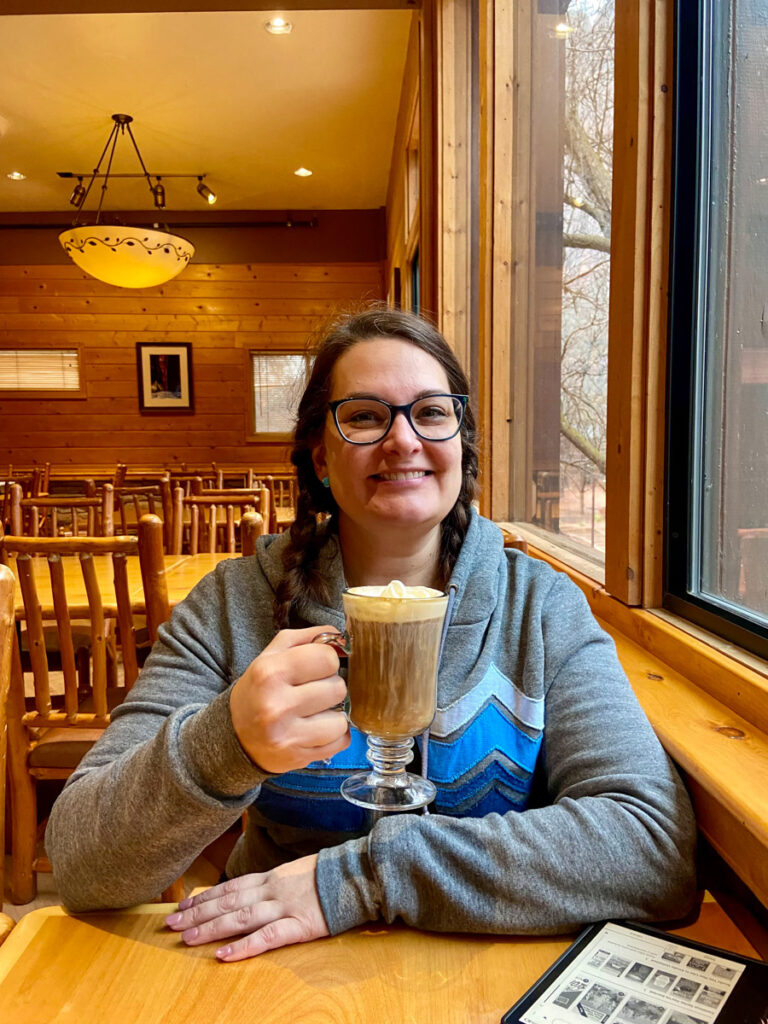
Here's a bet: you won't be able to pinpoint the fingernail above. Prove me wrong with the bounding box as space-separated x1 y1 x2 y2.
182 927 199 941
216 946 232 960
165 912 182 926
177 898 192 910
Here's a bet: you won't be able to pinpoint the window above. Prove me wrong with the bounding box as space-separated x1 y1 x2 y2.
667 0 768 657
506 1 614 566
410 248 420 315
249 352 309 439
0 348 81 395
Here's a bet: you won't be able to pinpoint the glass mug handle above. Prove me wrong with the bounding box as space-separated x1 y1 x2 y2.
311 631 350 765
311 631 349 657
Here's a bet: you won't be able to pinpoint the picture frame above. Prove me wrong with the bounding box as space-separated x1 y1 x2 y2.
136 342 194 413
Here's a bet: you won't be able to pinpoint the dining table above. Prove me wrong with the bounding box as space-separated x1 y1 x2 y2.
0 897 760 1024
8 551 237 619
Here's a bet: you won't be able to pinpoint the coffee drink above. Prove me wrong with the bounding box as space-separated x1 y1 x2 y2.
342 582 448 739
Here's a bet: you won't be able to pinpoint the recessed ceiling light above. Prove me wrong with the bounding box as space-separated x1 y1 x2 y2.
7 171 26 181
265 16 292 35
294 167 312 178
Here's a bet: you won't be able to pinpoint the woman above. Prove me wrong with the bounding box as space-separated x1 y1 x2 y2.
47 307 697 961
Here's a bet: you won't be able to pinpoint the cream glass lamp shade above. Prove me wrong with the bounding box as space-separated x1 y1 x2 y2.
58 224 194 289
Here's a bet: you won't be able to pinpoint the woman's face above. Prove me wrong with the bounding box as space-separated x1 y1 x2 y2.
312 338 463 538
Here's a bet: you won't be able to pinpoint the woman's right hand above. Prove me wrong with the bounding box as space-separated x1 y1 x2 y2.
229 625 350 773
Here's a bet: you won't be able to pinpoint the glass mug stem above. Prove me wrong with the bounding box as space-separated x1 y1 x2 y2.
366 734 415 775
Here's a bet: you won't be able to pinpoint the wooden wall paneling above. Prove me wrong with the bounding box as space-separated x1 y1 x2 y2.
0 264 384 283
419 0 438 318
435 0 473 373
0 262 383 471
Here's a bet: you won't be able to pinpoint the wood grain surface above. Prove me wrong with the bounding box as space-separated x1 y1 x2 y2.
0 901 757 1024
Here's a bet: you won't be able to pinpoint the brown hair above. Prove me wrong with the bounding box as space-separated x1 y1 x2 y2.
274 305 479 627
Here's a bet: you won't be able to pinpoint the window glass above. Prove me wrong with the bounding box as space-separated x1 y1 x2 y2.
250 353 308 436
521 0 614 562
667 0 768 651
0 349 80 390
411 248 420 315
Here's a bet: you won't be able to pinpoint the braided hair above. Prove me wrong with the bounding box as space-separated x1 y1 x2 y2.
273 305 479 628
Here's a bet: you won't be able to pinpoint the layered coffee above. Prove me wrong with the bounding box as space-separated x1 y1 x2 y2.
342 581 448 739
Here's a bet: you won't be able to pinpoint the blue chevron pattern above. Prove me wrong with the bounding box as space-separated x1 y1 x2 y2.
256 662 544 832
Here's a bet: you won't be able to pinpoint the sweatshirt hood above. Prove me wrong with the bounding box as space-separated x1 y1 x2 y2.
254 509 506 630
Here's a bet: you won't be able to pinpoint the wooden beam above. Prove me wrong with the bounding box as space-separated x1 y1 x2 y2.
605 1 673 606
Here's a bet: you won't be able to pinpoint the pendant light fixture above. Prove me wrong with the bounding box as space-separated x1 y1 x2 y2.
58 114 204 289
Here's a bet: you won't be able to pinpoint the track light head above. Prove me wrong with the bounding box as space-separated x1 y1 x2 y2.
69 178 86 208
151 178 166 209
197 176 217 205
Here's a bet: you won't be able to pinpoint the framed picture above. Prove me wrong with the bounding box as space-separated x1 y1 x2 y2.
136 342 194 412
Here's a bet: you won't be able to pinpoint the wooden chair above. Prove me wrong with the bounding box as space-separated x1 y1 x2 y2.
241 511 266 557
210 464 266 490
9 483 119 691
1 526 172 903
2 465 50 534
0 563 17 942
499 527 529 555
170 488 267 555
264 475 297 533
10 482 112 539
190 479 271 524
114 479 173 552
168 469 218 496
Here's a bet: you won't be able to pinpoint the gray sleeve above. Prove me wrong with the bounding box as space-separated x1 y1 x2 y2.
46 564 272 911
316 576 698 935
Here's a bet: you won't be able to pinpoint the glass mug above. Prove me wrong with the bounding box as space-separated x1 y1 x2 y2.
314 585 449 811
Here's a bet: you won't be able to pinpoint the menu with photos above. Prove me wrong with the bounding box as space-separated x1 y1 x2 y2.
501 921 768 1024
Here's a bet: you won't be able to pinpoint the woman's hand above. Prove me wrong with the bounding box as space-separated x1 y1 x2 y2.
230 625 349 773
165 855 329 961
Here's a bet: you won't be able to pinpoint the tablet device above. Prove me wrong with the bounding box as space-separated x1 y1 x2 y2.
501 920 768 1024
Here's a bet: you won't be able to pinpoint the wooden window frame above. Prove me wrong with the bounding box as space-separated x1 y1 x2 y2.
479 0 671 607
475 0 768 910
0 344 85 400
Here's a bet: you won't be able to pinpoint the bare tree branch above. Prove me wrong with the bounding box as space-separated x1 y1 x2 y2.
564 232 611 253
560 415 607 474
564 194 608 231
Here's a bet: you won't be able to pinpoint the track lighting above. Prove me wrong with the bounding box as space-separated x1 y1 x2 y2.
57 114 194 288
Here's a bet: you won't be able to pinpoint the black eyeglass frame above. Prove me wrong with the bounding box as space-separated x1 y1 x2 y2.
328 394 469 445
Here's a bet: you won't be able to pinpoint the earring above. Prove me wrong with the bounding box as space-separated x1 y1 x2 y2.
322 476 330 489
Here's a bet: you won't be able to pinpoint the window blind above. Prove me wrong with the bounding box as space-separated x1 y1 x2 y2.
251 353 307 434
0 349 80 390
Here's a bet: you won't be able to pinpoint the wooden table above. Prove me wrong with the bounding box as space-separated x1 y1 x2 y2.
10 552 237 619
0 900 758 1024
161 553 236 607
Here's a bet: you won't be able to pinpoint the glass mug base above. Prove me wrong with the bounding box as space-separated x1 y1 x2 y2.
340 770 436 811
340 733 436 811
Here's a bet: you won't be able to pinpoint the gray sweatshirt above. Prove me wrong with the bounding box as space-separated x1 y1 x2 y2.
47 512 697 934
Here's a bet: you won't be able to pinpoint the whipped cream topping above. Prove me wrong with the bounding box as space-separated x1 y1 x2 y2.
344 580 447 622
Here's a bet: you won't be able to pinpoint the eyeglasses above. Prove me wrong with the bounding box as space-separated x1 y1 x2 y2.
328 394 468 445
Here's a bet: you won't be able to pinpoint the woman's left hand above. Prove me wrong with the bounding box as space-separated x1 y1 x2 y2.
165 854 329 961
